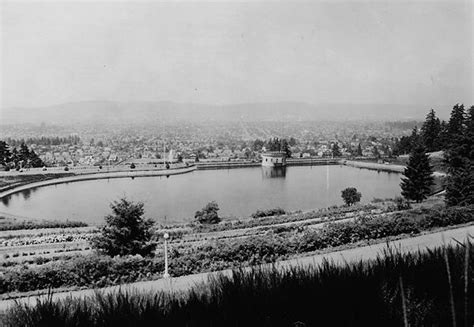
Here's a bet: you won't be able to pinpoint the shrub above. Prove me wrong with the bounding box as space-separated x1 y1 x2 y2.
64 166 69 171
195 201 221 224
251 208 286 218
341 187 362 206
0 254 165 294
372 198 385 203
394 196 411 210
0 220 87 231
91 198 156 257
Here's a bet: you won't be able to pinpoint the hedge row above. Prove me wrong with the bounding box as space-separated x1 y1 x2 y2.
1 205 472 294
0 220 87 231
0 255 164 293
193 203 379 233
251 208 286 219
172 205 474 273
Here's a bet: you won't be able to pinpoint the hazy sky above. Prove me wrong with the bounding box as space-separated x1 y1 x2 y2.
1 0 473 108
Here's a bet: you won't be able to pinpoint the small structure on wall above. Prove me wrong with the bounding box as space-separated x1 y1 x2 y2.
261 152 287 167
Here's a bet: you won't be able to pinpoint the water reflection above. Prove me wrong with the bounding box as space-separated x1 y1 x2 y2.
22 188 33 200
0 187 39 206
262 167 286 178
1 196 10 206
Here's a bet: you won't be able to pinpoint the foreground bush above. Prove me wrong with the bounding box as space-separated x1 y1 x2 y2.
0 255 164 294
195 201 221 224
4 242 474 326
1 205 472 294
91 198 156 257
341 187 362 206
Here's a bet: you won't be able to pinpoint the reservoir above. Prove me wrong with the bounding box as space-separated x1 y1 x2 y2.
0 165 401 225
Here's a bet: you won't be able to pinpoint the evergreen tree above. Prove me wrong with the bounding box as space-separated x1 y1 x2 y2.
400 146 434 203
445 105 474 206
373 146 380 159
253 139 264 151
445 168 473 206
421 109 441 152
332 143 341 157
466 106 474 159
409 126 422 149
446 104 465 144
10 148 19 167
91 198 156 257
438 120 449 150
28 150 44 168
0 141 11 166
356 143 363 156
19 143 30 163
281 139 291 158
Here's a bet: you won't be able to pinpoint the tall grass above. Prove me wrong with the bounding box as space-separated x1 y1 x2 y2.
4 241 474 326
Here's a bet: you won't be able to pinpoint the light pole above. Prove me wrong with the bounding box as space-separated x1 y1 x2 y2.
163 232 170 278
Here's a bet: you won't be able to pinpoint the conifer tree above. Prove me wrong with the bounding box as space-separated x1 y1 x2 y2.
91 198 156 257
445 105 473 206
400 145 434 203
281 139 291 158
0 141 11 166
446 104 465 144
438 120 449 150
357 143 363 156
373 146 380 159
332 143 341 157
19 143 30 163
410 126 422 149
28 150 44 168
421 109 441 152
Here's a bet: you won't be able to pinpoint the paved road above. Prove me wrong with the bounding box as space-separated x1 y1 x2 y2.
1 224 473 312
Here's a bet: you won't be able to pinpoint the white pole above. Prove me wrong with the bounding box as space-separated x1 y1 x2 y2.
163 233 170 278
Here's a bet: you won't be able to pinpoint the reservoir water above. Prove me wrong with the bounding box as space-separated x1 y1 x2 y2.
0 165 402 225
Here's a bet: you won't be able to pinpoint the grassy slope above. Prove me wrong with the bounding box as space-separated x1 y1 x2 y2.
3 241 473 326
1 204 472 297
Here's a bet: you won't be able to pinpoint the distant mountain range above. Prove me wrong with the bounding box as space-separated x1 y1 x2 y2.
0 101 448 125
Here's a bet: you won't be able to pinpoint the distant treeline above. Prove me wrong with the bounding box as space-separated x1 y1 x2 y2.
4 135 81 147
385 120 419 130
0 142 44 169
252 138 294 157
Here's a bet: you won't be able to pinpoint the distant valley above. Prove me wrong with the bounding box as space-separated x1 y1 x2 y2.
0 101 445 125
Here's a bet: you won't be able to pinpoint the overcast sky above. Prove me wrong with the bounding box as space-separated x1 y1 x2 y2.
1 0 472 109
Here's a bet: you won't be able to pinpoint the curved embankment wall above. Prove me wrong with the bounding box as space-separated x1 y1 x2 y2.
0 166 197 200
340 160 405 173
341 160 446 177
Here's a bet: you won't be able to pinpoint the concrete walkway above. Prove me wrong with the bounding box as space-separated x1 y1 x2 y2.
0 224 473 312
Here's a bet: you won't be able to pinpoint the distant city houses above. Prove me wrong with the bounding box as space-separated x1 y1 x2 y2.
0 120 406 168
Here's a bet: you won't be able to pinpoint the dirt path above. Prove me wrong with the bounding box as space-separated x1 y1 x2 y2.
0 224 472 312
